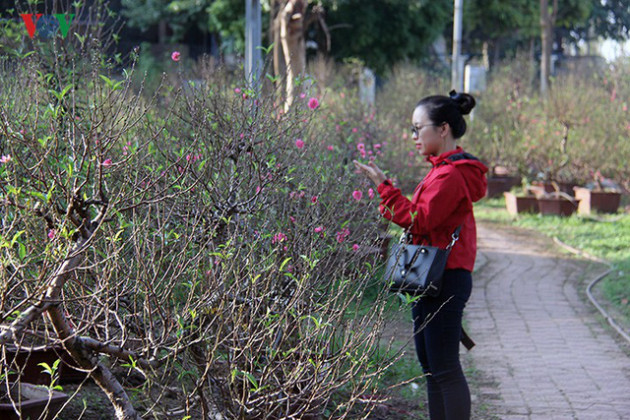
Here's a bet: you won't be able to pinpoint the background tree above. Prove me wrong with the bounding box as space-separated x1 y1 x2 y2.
321 0 452 76
570 0 630 48
463 0 539 67
121 0 216 45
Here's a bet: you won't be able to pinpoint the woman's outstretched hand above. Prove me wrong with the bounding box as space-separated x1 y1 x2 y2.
353 160 387 188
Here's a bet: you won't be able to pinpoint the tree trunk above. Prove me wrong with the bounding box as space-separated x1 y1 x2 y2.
280 0 307 113
540 0 558 96
272 1 287 96
158 19 167 46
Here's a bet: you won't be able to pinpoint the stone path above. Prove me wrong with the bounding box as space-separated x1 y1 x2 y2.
466 222 630 420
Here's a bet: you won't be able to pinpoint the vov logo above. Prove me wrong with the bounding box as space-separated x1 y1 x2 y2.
20 14 75 39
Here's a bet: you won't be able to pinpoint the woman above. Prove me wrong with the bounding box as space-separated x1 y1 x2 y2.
353 90 488 420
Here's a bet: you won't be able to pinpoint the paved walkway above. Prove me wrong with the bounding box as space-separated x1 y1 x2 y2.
466 222 630 420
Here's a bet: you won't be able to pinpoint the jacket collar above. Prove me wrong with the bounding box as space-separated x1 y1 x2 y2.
426 145 465 167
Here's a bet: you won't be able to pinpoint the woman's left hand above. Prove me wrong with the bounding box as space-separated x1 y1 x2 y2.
353 160 387 187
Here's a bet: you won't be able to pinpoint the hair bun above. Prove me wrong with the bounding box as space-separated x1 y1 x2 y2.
448 90 476 115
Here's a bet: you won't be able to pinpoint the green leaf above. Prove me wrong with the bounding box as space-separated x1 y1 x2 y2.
18 243 26 260
99 74 113 87
10 231 25 247
279 257 292 272
74 32 86 46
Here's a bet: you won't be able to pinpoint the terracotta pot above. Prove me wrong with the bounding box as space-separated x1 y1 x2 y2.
504 192 539 216
486 175 521 198
4 346 88 385
573 187 621 215
4 346 60 385
537 196 580 216
0 382 68 420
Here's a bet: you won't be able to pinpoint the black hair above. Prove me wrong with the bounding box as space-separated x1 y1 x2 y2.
415 90 476 139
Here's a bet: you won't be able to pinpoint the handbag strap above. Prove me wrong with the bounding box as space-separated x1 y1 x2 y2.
398 224 462 250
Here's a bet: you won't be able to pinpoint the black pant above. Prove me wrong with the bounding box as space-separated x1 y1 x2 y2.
412 268 473 420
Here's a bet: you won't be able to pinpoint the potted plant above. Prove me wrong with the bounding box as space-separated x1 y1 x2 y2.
573 171 622 215
486 165 522 198
529 76 591 199
503 179 539 215
537 189 580 216
0 382 68 420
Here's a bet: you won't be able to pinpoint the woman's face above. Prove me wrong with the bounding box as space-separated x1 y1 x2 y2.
411 105 444 157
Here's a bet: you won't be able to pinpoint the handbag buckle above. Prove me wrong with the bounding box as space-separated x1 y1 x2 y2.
398 230 412 244
446 232 460 250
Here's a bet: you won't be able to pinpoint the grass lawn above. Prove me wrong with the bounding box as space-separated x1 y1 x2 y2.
473 196 630 330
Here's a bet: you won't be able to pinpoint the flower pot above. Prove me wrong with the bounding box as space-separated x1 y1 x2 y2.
486 175 521 198
4 346 61 385
4 346 89 385
573 187 621 215
537 195 580 216
504 192 539 216
0 382 68 420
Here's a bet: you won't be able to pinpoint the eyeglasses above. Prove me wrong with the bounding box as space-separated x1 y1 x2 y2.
411 123 440 137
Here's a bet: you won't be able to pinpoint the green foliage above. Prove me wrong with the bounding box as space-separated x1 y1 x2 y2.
38 359 63 392
207 0 246 54
572 0 630 42
322 0 452 75
121 0 214 43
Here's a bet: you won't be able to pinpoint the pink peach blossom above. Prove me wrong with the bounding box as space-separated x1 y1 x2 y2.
272 232 287 244
352 190 362 201
295 139 304 149
308 97 319 110
171 51 180 62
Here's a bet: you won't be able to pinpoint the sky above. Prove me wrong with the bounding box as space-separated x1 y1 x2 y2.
599 38 630 61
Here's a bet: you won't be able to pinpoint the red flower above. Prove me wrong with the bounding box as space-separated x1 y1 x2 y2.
307 97 319 110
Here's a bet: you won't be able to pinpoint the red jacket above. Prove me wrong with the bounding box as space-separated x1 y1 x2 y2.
377 146 488 271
